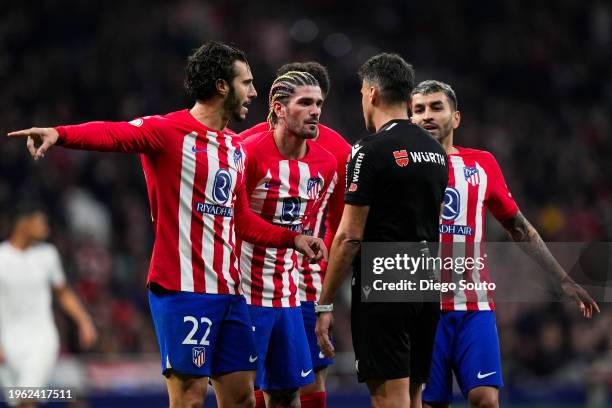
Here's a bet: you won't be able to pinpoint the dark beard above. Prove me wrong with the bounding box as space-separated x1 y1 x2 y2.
224 86 243 122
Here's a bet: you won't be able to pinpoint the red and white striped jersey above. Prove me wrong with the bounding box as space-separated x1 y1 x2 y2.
238 131 337 307
240 123 350 302
56 110 298 295
440 146 519 311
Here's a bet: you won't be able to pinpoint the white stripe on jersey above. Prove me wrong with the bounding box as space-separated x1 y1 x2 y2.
220 133 238 291
240 241 255 302
471 161 490 309
178 132 198 291
450 156 468 310
202 131 220 294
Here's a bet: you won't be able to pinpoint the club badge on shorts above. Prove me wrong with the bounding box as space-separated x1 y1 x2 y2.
192 347 206 367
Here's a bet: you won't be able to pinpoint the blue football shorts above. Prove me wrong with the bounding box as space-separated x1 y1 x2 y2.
248 304 314 391
148 287 257 378
423 310 503 403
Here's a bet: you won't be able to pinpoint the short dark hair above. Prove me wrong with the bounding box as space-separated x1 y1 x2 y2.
358 53 415 105
9 201 46 232
411 80 458 111
184 41 248 102
276 62 330 97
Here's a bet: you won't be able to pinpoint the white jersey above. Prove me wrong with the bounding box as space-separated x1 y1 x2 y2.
0 241 65 388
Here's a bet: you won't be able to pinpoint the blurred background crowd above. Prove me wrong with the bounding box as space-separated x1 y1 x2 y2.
0 0 610 405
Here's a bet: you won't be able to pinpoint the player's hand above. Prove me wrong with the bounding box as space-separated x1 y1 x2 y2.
316 312 335 358
560 277 600 319
7 127 59 160
294 235 328 263
78 320 98 350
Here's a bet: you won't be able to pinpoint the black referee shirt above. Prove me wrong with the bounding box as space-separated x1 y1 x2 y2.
345 119 448 245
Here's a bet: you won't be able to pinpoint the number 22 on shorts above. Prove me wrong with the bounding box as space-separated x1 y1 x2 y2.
182 315 212 345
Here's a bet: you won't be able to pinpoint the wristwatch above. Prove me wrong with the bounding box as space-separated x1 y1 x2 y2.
314 302 334 314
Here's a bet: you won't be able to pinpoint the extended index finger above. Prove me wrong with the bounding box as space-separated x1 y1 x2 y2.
7 128 35 138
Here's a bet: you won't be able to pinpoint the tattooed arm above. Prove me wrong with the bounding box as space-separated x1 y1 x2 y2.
501 212 600 318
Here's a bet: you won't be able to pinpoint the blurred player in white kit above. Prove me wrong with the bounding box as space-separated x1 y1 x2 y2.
0 203 97 407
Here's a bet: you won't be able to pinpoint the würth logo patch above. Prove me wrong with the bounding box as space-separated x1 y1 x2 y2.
393 150 409 167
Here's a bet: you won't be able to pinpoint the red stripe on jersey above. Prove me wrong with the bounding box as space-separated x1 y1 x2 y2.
141 154 180 290
190 136 208 292
440 159 456 310
463 155 480 310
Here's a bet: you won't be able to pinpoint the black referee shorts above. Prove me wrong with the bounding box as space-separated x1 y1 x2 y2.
351 283 440 383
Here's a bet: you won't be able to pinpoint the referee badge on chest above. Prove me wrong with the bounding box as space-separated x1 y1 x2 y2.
393 149 409 167
192 346 206 367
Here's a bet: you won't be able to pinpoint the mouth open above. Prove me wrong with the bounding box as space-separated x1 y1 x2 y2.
423 123 438 131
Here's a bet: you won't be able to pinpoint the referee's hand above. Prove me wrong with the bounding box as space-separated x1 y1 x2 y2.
316 312 335 358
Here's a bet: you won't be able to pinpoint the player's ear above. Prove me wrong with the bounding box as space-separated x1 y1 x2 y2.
273 101 285 120
216 79 229 97
369 86 378 105
452 110 461 129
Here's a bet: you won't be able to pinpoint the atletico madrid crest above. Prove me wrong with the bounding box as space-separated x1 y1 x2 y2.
234 149 245 173
463 166 480 186
306 177 323 200
192 347 206 368
393 150 409 167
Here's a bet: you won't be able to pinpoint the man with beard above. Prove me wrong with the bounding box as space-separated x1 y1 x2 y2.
316 54 448 408
7 41 326 408
240 61 350 408
237 71 337 408
409 80 599 408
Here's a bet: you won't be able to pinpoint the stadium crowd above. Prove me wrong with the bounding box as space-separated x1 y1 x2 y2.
1 0 610 394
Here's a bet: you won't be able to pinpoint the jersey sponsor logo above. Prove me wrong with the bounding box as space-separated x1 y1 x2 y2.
301 369 313 377
442 187 460 221
351 152 365 184
249 355 258 363
464 166 480 186
393 149 410 167
191 146 208 153
477 371 496 379
351 144 363 159
128 118 143 127
306 176 324 200
274 222 303 232
409 151 446 165
192 347 206 368
194 202 234 217
439 223 473 236
234 149 245 173
212 168 232 205
281 197 301 223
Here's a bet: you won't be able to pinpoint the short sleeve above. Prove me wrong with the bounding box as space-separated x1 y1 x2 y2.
344 141 378 205
47 245 67 288
484 154 519 221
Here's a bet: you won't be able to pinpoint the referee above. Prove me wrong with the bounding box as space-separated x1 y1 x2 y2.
316 53 448 407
